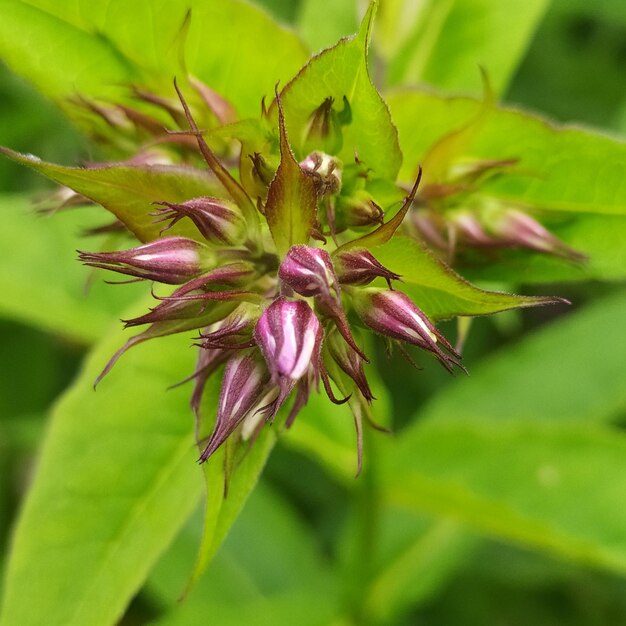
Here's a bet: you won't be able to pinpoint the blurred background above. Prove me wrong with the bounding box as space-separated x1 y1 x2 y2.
1 0 625 624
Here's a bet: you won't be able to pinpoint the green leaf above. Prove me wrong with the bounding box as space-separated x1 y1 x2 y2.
0 308 204 626
0 148 222 242
0 193 141 343
277 1 402 181
297 0 358 52
385 0 549 96
264 102 317 256
186 421 277 591
147 483 339 626
418 290 626 425
372 235 559 319
1 0 308 121
0 0 137 118
382 418 626 576
388 90 626 216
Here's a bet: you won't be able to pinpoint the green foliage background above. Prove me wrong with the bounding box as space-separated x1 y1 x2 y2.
0 1 625 625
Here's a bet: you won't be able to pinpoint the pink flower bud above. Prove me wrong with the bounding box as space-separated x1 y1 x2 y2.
334 249 400 288
278 245 339 301
352 288 462 372
199 351 271 462
152 197 246 245
254 297 323 383
79 236 211 284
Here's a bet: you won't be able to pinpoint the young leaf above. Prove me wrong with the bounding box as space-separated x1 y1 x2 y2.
0 148 222 242
382 418 626 576
372 236 561 320
264 99 317 256
0 309 204 626
275 1 402 181
0 194 140 343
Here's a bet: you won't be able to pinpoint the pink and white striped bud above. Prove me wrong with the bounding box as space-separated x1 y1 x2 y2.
278 245 339 302
152 197 246 245
352 288 462 372
334 249 400 288
199 351 271 462
254 297 323 384
78 236 212 284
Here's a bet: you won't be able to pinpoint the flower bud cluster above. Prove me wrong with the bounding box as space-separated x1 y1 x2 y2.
79 87 463 473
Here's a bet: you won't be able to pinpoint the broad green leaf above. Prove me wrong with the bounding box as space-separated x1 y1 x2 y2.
373 236 559 320
382 419 626 575
388 90 626 215
264 103 317 256
385 0 549 96
418 290 626 425
363 515 475 624
0 0 136 117
147 483 339 626
297 0 358 52
0 193 141 343
1 148 222 242
0 297 277 626
276 2 402 181
1 0 308 121
0 311 204 626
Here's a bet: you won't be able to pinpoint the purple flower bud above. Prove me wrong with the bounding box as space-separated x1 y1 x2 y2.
198 303 259 350
352 288 462 372
334 249 400 288
325 329 373 403
254 297 323 384
278 245 339 301
152 197 246 245
199 351 271 462
78 236 211 284
300 151 342 196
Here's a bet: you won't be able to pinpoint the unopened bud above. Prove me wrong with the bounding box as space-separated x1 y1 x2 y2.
152 197 246 245
325 329 373 403
278 245 339 301
339 190 384 228
352 288 462 372
79 237 212 284
334 249 400 287
199 351 271 461
300 151 342 196
303 97 344 155
255 297 323 383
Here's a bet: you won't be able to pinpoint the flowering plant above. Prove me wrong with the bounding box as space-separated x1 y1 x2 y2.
1 1 626 625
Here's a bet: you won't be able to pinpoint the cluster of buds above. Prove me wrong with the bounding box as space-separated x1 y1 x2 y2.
76 84 464 475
